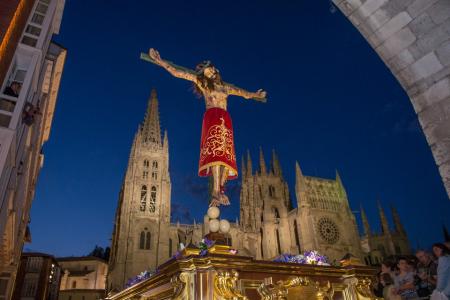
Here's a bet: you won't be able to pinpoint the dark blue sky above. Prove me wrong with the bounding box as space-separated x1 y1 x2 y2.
28 0 449 256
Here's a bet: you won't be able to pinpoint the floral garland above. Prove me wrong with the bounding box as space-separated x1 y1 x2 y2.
126 238 239 288
125 270 155 288
273 250 330 266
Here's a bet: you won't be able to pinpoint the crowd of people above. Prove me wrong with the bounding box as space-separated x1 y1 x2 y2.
374 243 450 300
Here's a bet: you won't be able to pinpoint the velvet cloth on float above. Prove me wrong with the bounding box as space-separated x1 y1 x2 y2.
198 107 238 179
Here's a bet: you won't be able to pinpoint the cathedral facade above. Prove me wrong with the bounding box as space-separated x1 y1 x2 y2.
107 91 411 291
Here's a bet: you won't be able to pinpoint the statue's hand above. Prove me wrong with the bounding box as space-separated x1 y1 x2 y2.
149 48 162 63
256 89 267 101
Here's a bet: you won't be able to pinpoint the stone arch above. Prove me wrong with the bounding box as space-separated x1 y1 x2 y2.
332 0 450 198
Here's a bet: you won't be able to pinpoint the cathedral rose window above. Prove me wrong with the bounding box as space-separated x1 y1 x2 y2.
317 217 340 244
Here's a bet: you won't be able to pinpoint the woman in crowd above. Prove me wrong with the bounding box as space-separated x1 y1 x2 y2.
431 243 450 300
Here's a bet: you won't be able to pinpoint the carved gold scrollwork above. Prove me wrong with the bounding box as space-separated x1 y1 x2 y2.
258 277 336 300
257 276 311 300
172 272 190 300
355 278 377 300
213 270 248 300
314 280 334 300
343 276 378 300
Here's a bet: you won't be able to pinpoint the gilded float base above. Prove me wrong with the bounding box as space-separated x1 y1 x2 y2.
106 253 379 300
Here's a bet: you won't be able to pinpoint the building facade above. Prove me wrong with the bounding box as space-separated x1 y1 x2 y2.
12 252 61 300
108 90 411 291
108 90 172 292
0 0 66 299
58 256 108 300
360 203 411 265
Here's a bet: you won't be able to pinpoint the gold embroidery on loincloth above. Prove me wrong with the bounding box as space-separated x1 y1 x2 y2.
200 117 236 163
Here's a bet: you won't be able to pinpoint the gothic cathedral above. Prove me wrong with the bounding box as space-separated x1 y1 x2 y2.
107 90 411 291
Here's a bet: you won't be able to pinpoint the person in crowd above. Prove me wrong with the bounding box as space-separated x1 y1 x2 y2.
382 260 397 276
374 271 384 298
374 260 397 297
3 81 21 97
432 243 450 300
382 273 402 300
394 256 419 299
416 250 438 298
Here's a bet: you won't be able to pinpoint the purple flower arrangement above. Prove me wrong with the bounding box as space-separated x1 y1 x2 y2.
125 270 155 288
273 250 330 266
199 238 215 256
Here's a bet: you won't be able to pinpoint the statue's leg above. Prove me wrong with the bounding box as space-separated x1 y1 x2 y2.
219 167 230 205
210 165 221 207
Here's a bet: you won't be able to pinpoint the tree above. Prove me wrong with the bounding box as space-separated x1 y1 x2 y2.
87 245 110 261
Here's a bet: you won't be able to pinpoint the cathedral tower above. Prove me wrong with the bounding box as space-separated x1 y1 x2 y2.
292 166 363 261
108 89 171 291
240 149 291 259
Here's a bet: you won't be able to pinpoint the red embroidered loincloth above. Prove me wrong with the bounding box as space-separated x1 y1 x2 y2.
198 107 238 179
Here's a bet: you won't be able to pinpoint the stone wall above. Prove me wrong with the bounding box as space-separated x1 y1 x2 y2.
332 0 450 198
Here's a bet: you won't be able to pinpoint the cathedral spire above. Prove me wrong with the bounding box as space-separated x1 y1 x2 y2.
390 204 406 236
271 149 282 177
141 88 162 146
246 150 253 177
360 204 371 236
335 170 347 198
295 161 304 197
378 200 390 234
241 154 246 179
163 130 169 151
295 161 303 180
259 147 267 176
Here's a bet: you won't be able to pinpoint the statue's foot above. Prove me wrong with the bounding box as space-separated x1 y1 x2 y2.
209 192 221 207
219 193 230 206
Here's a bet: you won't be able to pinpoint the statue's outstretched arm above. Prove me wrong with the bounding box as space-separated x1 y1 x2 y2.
142 48 197 83
226 83 267 102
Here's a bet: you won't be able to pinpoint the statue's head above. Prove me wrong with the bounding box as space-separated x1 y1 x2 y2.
193 61 222 97
195 61 220 80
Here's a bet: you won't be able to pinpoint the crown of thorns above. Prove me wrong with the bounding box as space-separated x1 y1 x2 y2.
195 60 218 74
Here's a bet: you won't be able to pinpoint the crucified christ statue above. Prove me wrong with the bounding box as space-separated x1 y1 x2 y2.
143 48 267 207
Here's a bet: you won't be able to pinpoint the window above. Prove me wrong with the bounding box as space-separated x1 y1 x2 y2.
142 171 148 179
31 13 45 25
140 185 147 211
269 185 275 197
151 161 158 180
139 229 151 250
21 35 38 47
276 229 281 255
72 281 76 289
23 0 50 47
273 208 280 221
143 160 149 168
140 232 145 249
149 186 156 212
146 232 151 249
35 2 48 14
21 277 38 296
